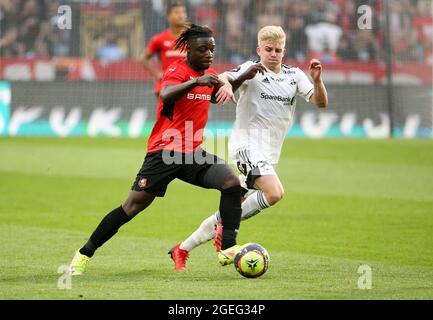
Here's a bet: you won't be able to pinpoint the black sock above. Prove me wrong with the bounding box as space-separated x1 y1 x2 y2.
219 185 242 250
222 229 237 250
79 206 131 257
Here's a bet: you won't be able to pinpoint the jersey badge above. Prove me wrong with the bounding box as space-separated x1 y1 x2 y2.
138 178 148 189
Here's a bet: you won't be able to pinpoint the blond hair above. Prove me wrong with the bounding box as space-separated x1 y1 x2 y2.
257 25 286 47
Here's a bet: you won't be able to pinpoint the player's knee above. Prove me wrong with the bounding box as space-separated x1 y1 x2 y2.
221 174 240 190
122 200 144 217
122 192 155 217
264 189 284 206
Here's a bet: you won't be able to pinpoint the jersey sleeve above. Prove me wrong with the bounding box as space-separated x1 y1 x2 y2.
296 67 314 102
160 64 186 88
146 34 161 55
224 61 255 81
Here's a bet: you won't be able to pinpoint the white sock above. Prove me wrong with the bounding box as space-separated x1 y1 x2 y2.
180 211 219 251
179 191 270 252
241 190 270 220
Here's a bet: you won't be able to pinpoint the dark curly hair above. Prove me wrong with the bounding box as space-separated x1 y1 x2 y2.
173 23 213 52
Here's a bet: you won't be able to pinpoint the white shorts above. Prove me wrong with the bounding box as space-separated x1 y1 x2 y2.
233 149 277 190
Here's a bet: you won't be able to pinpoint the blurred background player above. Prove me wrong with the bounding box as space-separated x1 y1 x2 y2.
171 25 329 270
141 1 188 96
68 24 243 275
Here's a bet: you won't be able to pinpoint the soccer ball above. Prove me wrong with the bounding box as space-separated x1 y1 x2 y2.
234 243 270 278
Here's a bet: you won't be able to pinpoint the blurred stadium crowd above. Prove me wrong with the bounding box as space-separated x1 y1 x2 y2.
0 0 432 65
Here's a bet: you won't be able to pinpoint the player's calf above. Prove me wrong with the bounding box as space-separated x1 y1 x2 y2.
218 174 242 250
263 188 284 206
122 190 156 218
254 175 284 206
219 184 242 249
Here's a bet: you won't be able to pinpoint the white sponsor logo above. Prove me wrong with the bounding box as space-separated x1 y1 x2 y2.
187 93 211 101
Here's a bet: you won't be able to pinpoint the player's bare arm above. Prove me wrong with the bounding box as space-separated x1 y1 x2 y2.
214 73 237 105
230 63 267 92
214 63 266 105
161 74 221 105
141 48 163 80
308 59 328 108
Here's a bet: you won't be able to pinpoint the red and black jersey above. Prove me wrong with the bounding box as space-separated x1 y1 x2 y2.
147 59 218 154
146 29 186 94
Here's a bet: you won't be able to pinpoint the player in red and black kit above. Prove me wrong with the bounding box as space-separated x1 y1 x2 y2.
68 24 243 274
141 1 187 95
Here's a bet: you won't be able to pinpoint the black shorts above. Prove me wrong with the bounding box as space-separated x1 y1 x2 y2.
131 148 232 197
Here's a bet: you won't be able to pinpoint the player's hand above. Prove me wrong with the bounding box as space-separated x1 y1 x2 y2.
215 83 237 105
196 74 221 87
240 63 267 81
309 59 323 81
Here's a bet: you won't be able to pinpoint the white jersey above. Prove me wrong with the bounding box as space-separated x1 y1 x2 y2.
226 60 314 164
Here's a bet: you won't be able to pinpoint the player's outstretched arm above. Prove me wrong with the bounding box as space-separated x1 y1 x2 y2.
308 59 328 108
213 73 237 105
161 74 221 105
229 63 267 92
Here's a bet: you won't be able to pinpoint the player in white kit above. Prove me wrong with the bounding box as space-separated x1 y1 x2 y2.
169 25 329 270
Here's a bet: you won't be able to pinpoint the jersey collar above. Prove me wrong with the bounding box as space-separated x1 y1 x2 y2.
263 64 282 76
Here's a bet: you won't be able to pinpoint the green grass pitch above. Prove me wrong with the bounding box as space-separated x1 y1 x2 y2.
1 137 432 299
